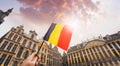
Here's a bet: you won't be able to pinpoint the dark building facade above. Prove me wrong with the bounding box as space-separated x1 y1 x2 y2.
66 31 120 66
0 25 62 66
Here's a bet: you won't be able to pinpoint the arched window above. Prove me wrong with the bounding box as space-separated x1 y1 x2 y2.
8 32 14 39
11 44 18 53
31 34 34 39
13 35 18 41
17 47 24 58
4 55 12 66
28 42 32 48
33 44 36 49
17 37 22 43
6 43 13 51
0 41 8 50
0 54 7 64
22 39 27 46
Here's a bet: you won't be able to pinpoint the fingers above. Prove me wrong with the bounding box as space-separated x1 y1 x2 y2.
27 52 37 60
33 54 40 66
35 60 39 66
21 52 40 66
35 54 40 60
32 57 38 64
27 52 40 61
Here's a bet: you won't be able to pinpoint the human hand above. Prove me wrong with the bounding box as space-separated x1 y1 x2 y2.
21 52 39 66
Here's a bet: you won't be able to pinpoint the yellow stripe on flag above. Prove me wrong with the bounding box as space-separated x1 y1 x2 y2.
48 24 64 46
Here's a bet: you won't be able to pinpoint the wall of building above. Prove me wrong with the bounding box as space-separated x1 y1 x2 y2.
66 31 120 66
0 25 119 66
0 25 62 66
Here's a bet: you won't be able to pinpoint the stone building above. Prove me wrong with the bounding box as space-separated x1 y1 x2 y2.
62 52 68 66
0 25 62 66
38 42 63 66
66 31 120 66
46 46 62 66
0 25 119 66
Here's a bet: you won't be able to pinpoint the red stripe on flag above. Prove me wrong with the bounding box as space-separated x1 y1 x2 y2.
57 25 73 50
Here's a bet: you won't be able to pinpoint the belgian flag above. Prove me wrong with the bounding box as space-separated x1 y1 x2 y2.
43 23 73 50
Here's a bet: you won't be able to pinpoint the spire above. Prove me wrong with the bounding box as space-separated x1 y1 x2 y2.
0 8 13 25
98 34 103 39
5 8 13 16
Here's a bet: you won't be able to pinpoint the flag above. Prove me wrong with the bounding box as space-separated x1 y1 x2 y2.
43 23 73 50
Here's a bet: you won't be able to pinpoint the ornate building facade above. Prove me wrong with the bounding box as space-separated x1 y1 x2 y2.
0 25 62 66
66 31 120 66
0 25 119 66
46 46 62 66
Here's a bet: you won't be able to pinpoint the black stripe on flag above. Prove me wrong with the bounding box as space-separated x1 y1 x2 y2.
43 23 56 41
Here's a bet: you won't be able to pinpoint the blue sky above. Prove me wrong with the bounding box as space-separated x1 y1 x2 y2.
0 0 120 52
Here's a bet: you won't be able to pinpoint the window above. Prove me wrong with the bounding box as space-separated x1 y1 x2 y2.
112 42 120 55
105 45 116 63
22 39 27 46
112 49 119 58
71 54 74 64
73 53 77 64
42 48 44 51
0 54 7 64
76 52 80 63
100 46 109 58
33 44 36 49
45 49 47 53
83 50 89 63
108 43 113 48
17 37 22 43
80 51 84 63
86 49 93 64
24 51 29 59
104 45 113 56
92 47 100 62
96 46 104 61
6 43 13 51
8 32 14 39
108 44 119 57
0 41 8 50
28 42 32 48
38 46 40 53
41 53 44 62
4 55 12 66
12 61 18 66
17 47 24 58
11 45 18 53
31 34 34 39
116 41 120 46
89 48 96 61
13 35 18 41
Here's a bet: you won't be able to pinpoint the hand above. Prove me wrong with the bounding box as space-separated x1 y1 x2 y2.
21 52 39 66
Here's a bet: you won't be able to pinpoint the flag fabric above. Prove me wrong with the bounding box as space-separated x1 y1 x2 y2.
43 23 73 50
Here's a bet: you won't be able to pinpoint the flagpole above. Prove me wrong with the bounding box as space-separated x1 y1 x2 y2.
37 40 45 54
